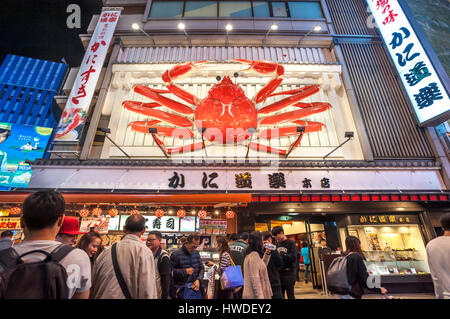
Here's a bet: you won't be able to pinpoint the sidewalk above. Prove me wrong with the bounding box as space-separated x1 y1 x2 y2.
293 281 435 299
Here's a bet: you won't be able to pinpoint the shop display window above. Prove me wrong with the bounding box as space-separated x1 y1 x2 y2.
219 1 252 17
185 1 218 17
346 225 430 276
287 1 324 19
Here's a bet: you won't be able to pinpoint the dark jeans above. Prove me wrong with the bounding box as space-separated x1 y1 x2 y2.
280 271 296 299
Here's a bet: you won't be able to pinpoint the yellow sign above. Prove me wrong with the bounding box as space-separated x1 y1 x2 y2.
0 217 21 229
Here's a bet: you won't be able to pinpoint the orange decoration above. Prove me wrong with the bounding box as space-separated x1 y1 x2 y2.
155 209 164 218
79 209 90 217
198 210 207 219
226 210 235 219
92 207 102 216
130 209 140 215
108 208 118 217
9 207 21 215
177 209 186 218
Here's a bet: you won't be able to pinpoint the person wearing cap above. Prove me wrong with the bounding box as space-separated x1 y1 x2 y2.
56 216 82 246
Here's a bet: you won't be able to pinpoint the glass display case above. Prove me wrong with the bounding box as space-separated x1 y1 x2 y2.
346 224 430 276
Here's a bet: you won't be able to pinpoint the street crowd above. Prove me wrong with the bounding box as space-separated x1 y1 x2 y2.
0 190 449 299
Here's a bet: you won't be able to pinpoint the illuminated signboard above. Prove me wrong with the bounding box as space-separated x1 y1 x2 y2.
0 122 53 189
367 0 449 126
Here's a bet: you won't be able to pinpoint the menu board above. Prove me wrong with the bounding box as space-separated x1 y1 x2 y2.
108 215 120 231
0 217 21 229
80 217 110 234
180 216 196 232
199 219 227 235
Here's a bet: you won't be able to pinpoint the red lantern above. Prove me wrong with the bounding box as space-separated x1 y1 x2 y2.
130 209 140 215
9 207 21 215
177 209 186 218
155 209 164 218
79 209 90 218
198 209 207 219
226 210 235 219
92 207 102 216
108 208 118 217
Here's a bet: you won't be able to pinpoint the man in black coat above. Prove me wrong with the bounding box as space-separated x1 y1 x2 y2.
262 231 284 299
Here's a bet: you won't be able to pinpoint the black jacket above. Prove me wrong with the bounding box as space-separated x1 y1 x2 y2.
346 252 382 299
266 249 283 289
276 238 298 272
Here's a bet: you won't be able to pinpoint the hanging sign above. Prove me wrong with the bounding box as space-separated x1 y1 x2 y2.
55 8 122 141
366 0 449 126
80 216 110 234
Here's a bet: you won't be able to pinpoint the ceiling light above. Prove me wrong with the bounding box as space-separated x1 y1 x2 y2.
215 210 219 215
316 208 322 212
397 208 405 211
289 208 295 212
178 22 186 30
191 210 196 215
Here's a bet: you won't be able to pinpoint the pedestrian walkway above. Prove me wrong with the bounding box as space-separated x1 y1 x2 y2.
293 281 435 299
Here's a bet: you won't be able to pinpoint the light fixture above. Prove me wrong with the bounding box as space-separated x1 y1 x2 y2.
215 210 219 215
288 213 300 216
263 24 278 44
177 209 186 218
289 208 295 212
316 208 323 212
198 209 207 219
130 22 156 45
92 206 102 216
79 207 90 218
397 208 405 211
178 22 186 30
9 206 21 215
226 209 235 219
108 207 118 217
191 210 196 215
323 131 355 159
225 24 233 31
177 22 191 47
298 24 323 47
168 209 173 215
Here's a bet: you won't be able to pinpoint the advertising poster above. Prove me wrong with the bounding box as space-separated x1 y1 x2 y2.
80 216 110 234
0 217 21 230
0 122 53 189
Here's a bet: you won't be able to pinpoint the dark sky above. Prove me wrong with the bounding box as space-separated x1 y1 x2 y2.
0 0 102 67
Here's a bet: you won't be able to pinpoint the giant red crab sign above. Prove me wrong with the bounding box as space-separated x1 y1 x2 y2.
122 60 331 156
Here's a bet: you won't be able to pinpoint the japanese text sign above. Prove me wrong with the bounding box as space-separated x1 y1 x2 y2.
367 0 449 126
55 8 121 141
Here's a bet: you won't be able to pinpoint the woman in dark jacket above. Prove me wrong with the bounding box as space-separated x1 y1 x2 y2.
342 236 388 299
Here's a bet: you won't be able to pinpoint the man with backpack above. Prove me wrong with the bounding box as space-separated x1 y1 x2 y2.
147 230 172 299
0 191 91 299
91 214 157 299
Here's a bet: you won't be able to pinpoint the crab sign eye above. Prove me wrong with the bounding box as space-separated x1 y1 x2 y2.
216 76 222 81
234 72 239 78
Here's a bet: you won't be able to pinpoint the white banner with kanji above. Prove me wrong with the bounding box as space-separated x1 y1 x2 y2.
55 8 122 141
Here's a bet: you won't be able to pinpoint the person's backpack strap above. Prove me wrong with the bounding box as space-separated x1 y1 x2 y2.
0 248 20 270
50 244 76 263
111 243 132 299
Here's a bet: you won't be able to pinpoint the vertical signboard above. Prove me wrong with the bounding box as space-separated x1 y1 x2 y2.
55 8 122 141
366 0 449 126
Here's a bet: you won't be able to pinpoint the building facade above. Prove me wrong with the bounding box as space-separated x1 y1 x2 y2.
1 0 450 294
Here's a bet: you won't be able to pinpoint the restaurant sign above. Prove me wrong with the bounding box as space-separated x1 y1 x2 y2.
0 217 21 229
367 0 449 126
349 214 419 225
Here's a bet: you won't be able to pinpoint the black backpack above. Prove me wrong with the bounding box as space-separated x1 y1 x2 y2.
0 244 75 299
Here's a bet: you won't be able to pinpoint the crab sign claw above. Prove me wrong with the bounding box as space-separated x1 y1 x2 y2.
161 61 209 105
123 101 193 127
233 59 285 104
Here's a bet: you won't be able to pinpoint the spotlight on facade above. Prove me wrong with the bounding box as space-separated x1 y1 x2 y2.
131 22 155 45
178 22 186 30
131 23 140 30
270 24 278 30
263 24 278 44
298 24 323 47
314 25 322 32
225 24 233 31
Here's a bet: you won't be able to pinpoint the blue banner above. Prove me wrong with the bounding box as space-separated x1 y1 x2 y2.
0 122 53 189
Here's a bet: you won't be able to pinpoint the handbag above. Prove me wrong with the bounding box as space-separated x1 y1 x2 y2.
182 283 203 299
220 255 244 290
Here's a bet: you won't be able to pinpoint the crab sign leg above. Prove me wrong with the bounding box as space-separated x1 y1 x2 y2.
128 122 194 138
258 85 320 114
249 142 287 156
260 103 331 126
123 101 193 127
162 61 209 106
259 123 325 139
233 59 284 104
134 85 194 115
167 142 205 155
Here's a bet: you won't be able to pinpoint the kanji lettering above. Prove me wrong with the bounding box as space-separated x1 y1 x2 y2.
268 173 286 189
396 43 420 67
166 218 175 230
383 10 398 25
168 172 185 189
302 178 312 189
404 62 431 86
389 27 410 50
152 218 161 229
321 178 330 189
202 172 219 189
414 83 443 109
376 0 389 11
235 173 252 189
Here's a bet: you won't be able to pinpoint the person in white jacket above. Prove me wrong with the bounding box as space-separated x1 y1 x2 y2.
91 214 157 299
426 213 450 299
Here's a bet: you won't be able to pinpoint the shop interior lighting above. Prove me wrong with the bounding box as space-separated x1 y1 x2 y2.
215 210 219 215
178 22 191 47
298 24 323 47
97 128 131 158
130 22 156 45
263 24 278 45
225 24 233 47
191 210 196 215
323 131 354 159
289 208 295 212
